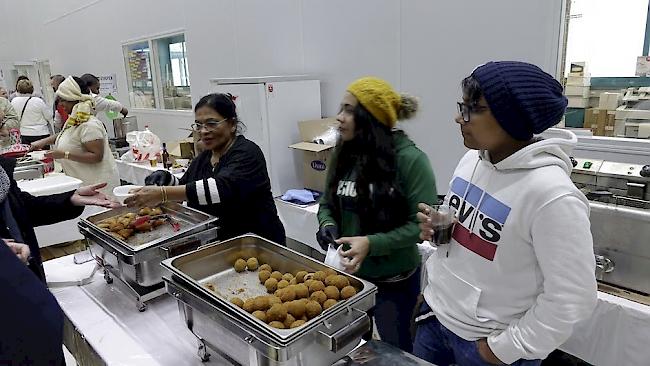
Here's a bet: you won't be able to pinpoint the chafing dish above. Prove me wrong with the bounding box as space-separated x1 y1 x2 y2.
571 158 650 295
78 202 218 311
161 234 377 365
14 159 45 180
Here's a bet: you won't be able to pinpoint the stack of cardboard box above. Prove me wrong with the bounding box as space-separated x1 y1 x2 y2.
583 92 621 137
564 62 591 128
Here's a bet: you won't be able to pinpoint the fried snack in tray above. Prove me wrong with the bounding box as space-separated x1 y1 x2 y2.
97 207 166 240
228 258 358 330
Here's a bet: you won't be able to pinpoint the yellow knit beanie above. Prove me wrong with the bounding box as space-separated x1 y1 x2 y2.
347 77 418 128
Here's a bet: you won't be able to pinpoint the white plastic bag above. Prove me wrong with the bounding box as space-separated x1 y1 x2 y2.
324 244 346 271
126 128 161 162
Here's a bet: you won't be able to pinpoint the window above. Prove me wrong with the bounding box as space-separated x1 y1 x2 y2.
123 33 192 110
565 0 649 77
155 35 192 110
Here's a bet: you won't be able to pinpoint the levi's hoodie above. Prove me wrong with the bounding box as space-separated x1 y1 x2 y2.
423 129 597 363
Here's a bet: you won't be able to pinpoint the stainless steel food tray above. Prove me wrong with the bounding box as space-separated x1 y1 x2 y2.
161 234 376 344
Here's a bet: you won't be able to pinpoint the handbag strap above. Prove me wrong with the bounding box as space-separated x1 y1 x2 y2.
19 96 33 121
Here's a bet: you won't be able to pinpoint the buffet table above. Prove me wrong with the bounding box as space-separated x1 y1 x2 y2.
115 159 184 186
17 173 104 247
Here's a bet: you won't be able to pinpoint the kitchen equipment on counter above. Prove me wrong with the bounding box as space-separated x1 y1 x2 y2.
13 158 45 180
78 202 218 311
571 158 650 295
113 116 138 139
162 234 377 365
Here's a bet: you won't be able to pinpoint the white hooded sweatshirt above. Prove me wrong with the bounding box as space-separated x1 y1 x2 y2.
423 129 597 364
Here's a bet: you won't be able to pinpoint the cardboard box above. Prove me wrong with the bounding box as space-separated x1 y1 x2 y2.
289 118 338 192
568 96 589 108
564 85 590 98
584 109 615 136
566 75 591 86
598 92 621 110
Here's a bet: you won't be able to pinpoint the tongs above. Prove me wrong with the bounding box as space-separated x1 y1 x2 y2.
133 214 181 232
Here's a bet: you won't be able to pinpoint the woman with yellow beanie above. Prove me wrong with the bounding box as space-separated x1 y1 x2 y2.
317 77 437 351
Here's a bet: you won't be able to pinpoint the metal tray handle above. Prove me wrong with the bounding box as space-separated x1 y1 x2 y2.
317 308 370 353
159 227 219 258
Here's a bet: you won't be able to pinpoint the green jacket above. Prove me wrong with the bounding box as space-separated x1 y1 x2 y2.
318 132 437 279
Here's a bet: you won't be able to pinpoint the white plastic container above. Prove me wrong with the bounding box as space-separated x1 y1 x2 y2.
113 185 142 205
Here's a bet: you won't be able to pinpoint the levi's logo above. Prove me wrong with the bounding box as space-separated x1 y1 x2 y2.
448 177 511 261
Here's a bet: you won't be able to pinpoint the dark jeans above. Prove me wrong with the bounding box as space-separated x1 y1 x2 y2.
413 302 541 366
21 134 50 146
371 266 421 352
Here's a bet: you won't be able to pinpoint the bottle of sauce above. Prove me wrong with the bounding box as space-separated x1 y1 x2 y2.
162 143 171 170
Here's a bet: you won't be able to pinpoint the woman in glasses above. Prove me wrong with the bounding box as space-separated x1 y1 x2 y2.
127 93 285 244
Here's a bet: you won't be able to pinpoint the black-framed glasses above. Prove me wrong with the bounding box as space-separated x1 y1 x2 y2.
191 118 228 132
457 102 489 123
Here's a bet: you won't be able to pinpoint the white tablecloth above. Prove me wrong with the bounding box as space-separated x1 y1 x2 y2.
115 159 184 186
17 174 99 247
560 291 650 366
274 199 322 253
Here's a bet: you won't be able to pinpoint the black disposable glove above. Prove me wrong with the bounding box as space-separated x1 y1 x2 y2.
144 170 172 186
316 224 339 251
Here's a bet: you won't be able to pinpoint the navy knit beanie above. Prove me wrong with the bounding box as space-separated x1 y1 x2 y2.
471 61 568 141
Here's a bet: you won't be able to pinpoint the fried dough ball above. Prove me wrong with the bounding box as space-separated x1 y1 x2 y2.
267 296 282 307
289 278 297 285
305 301 323 319
304 279 315 289
341 286 357 299
271 271 283 280
324 268 337 277
313 271 327 282
243 299 256 313
333 275 350 290
308 280 325 294
295 271 308 283
325 275 337 287
277 279 289 290
230 297 244 308
310 291 327 305
254 296 270 311
286 300 306 319
282 273 294 282
294 284 309 299
234 258 247 272
277 287 296 303
269 321 285 329
266 304 287 322
259 270 271 284
324 286 340 300
283 314 296 328
290 319 306 328
259 264 272 272
264 278 278 293
252 310 267 323
323 299 338 310
247 257 259 271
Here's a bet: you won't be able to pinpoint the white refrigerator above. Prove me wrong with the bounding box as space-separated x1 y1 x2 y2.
210 76 322 197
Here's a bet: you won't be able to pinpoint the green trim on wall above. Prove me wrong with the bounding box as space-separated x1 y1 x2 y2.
590 77 650 89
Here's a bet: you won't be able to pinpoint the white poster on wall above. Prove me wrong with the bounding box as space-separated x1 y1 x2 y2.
99 74 118 95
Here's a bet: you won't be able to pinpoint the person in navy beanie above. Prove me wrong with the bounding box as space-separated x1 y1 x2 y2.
414 61 597 365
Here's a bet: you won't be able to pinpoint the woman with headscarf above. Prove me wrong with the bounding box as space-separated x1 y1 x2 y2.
30 76 120 197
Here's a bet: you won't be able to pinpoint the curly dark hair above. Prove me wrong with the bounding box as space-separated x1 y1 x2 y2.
326 104 408 234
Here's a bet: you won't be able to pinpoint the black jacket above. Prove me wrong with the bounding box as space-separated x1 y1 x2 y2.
182 136 285 244
0 240 64 365
0 157 84 281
